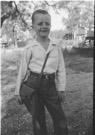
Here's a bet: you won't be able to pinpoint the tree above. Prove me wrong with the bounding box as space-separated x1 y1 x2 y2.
1 1 94 29
1 1 94 48
62 1 94 32
1 1 70 28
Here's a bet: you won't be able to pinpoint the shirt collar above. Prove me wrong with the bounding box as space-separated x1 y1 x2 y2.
27 38 57 53
32 38 57 47
46 40 56 53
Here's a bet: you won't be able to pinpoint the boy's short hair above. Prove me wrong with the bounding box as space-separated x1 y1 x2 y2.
32 9 50 24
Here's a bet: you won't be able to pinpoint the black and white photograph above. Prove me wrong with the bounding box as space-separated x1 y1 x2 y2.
1 0 94 135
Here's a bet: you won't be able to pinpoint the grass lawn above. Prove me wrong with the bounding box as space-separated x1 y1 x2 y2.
1 50 93 135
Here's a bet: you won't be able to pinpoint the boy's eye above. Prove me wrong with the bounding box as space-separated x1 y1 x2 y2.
46 22 50 26
38 22 50 26
38 22 43 26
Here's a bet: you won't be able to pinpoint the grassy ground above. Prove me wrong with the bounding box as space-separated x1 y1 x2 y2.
1 50 93 135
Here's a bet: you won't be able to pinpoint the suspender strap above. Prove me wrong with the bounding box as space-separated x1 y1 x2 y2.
36 51 50 89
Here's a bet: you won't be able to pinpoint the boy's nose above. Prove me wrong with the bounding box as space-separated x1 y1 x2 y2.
42 23 47 27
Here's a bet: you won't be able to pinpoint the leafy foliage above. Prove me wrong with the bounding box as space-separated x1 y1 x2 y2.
62 1 94 32
1 1 94 49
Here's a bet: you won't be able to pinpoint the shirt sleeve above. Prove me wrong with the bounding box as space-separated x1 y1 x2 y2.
55 47 66 91
15 48 31 95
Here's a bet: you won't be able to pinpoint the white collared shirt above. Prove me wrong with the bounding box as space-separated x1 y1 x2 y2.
15 39 66 95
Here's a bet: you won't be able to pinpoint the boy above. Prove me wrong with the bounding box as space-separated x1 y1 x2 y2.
15 9 68 135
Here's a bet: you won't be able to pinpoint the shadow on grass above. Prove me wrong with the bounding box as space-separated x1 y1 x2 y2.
64 55 93 73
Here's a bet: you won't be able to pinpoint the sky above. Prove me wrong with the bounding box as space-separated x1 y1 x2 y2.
49 8 68 31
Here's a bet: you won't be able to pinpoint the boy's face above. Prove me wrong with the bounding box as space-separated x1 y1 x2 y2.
32 13 51 39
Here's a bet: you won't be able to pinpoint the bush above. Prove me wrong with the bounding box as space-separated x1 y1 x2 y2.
62 45 93 58
78 40 94 48
72 46 93 57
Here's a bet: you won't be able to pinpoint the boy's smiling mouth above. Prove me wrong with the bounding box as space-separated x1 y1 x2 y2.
40 29 49 32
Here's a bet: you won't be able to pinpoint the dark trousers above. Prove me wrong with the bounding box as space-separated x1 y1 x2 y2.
23 72 68 135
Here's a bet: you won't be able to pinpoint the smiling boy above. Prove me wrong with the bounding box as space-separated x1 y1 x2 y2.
15 9 68 135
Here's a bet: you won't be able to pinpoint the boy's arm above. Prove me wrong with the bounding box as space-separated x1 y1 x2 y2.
15 47 32 96
55 47 66 102
57 47 66 92
15 49 28 95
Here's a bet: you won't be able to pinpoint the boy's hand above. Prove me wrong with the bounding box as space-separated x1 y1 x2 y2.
15 95 23 105
58 91 65 103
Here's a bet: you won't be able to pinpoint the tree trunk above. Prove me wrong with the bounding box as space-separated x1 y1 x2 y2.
1 15 10 27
